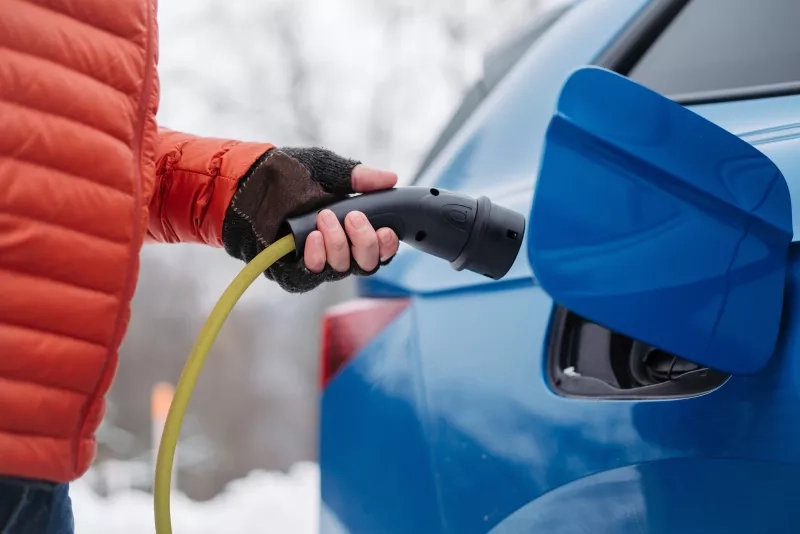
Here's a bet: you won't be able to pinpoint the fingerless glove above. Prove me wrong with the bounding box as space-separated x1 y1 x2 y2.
222 147 391 293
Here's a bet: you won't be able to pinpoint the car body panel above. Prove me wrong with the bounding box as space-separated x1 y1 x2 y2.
490 459 800 533
321 1 800 532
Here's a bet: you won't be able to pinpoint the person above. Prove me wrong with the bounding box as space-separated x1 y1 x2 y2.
0 0 400 531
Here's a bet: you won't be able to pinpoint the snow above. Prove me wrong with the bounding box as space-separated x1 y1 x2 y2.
72 463 320 533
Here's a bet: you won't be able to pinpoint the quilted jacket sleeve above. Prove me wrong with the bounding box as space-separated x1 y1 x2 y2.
146 128 274 246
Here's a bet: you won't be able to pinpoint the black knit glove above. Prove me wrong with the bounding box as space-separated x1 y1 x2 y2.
222 147 392 293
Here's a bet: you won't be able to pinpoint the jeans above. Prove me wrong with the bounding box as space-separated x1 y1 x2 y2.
0 477 73 534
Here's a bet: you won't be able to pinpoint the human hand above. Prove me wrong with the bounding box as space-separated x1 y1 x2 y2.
303 165 399 274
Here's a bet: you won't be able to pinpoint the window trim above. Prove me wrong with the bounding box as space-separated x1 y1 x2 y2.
594 0 692 74
603 0 800 106
672 81 800 106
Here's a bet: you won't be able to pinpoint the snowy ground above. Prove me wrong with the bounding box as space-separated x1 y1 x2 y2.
73 463 320 533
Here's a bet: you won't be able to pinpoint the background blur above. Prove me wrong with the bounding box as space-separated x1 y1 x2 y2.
71 0 563 531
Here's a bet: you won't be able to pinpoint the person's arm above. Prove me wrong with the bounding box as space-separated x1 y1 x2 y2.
146 128 274 246
146 128 399 293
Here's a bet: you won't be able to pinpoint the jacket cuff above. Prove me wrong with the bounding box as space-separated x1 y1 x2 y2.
203 142 276 247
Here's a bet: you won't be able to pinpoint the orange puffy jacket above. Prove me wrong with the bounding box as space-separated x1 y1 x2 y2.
0 0 274 482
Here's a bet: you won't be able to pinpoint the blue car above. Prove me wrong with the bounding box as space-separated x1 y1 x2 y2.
318 1 800 532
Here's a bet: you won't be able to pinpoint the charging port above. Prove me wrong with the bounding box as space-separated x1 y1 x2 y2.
548 306 729 399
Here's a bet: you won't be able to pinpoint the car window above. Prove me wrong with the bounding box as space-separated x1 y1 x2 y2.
627 0 800 97
411 4 571 182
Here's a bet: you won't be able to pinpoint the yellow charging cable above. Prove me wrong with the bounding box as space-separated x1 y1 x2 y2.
153 234 297 534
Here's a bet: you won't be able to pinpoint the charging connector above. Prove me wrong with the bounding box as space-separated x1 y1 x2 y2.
287 186 526 279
